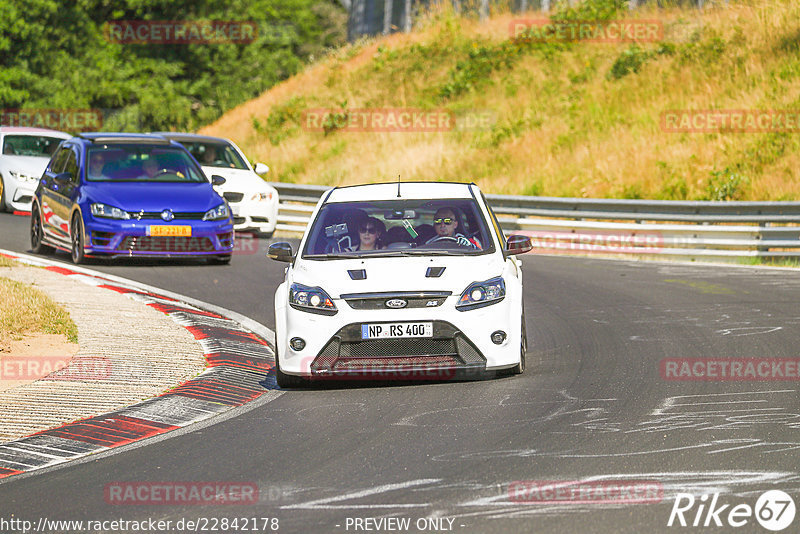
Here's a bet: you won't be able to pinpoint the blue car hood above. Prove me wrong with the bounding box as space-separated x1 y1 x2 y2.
82 182 223 213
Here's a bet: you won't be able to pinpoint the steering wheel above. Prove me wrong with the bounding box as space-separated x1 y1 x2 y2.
152 169 175 178
426 236 459 244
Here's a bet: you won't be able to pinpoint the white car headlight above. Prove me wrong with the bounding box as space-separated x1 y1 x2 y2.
250 192 272 202
289 283 337 315
202 203 229 221
457 276 505 311
8 171 39 184
90 203 130 219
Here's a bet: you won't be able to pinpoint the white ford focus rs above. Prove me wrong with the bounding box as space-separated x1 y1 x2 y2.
268 182 533 388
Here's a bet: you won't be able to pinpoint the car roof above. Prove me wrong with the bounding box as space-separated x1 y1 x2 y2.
0 127 71 138
324 182 478 203
151 132 232 144
78 132 172 145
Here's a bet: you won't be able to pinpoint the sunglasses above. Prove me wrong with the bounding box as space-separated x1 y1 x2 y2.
359 226 378 234
433 218 455 225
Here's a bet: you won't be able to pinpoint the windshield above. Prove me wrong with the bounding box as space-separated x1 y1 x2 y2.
85 144 207 182
302 198 494 258
177 140 248 170
2 135 64 157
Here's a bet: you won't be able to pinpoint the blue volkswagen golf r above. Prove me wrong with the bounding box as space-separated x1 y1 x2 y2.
30 133 234 264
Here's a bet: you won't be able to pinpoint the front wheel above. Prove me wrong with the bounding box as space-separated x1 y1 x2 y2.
30 204 53 254
70 214 86 264
274 346 308 389
509 314 527 375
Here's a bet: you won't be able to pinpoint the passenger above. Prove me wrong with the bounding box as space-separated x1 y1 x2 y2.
88 153 106 178
348 217 385 251
426 207 481 249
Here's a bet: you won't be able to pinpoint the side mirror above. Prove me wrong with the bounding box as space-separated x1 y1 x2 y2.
254 162 269 175
211 175 226 186
505 234 533 255
53 172 71 184
268 242 294 262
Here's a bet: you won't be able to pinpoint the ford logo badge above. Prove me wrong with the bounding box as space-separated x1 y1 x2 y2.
385 299 407 309
161 209 174 222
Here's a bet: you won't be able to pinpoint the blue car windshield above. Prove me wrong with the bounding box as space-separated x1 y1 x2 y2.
85 145 207 183
302 198 494 258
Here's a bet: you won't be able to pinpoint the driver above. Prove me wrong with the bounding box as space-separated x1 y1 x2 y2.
427 207 481 249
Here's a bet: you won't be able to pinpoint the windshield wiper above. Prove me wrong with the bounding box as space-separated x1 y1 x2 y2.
401 249 465 256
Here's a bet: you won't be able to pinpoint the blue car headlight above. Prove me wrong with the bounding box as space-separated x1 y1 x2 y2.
203 203 229 221
289 283 337 315
90 203 130 220
457 276 505 311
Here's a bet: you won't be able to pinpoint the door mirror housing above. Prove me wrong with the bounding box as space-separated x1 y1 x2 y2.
268 242 294 262
211 175 226 186
506 234 533 255
253 162 269 175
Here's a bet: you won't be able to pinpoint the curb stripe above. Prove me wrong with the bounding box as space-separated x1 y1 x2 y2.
0 251 278 481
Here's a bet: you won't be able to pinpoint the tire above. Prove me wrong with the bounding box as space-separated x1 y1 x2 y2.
209 255 231 265
274 346 308 389
70 214 86 264
509 314 528 375
30 204 53 254
0 175 6 212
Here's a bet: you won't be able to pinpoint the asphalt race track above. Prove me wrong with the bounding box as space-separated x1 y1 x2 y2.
1 210 799 533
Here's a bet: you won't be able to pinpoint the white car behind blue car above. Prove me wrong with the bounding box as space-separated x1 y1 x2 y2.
0 127 71 212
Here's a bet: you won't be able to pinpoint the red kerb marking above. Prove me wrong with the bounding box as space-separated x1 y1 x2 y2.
45 266 80 276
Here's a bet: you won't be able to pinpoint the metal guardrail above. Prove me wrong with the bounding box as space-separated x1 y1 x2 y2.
268 182 800 261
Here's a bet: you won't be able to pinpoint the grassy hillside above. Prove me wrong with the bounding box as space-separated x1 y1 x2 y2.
200 0 800 200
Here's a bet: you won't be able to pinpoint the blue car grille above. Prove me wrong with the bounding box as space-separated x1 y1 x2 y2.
129 212 205 220
119 236 215 253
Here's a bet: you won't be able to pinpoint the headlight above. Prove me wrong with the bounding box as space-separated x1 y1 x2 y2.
8 171 38 184
250 192 272 202
289 283 337 315
90 203 130 219
457 276 505 311
203 203 229 221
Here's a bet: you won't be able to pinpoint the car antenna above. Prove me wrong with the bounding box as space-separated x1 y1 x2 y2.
397 174 401 197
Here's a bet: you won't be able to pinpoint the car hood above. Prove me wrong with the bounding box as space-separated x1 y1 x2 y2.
0 155 50 176
203 167 272 194
292 255 503 298
82 182 223 213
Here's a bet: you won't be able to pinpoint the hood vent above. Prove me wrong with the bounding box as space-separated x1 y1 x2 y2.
426 267 445 278
348 269 367 280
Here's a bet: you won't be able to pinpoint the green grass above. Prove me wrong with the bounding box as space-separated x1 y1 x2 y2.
0 277 79 349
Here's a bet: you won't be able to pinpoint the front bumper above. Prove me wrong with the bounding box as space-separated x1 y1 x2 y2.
227 198 278 234
83 217 234 258
6 183 35 211
277 294 521 379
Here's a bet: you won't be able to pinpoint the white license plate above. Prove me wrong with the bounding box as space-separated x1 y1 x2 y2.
361 322 433 339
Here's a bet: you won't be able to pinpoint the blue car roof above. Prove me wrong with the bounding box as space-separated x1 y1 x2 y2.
78 132 172 145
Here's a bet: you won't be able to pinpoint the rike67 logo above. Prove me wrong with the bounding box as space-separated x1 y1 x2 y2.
668 490 796 531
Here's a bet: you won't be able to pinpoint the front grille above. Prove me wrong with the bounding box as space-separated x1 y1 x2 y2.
92 231 115 247
310 321 485 375
250 216 269 223
341 338 455 357
233 217 246 225
342 291 451 310
130 212 205 220
119 236 215 253
223 192 244 203
15 195 33 204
